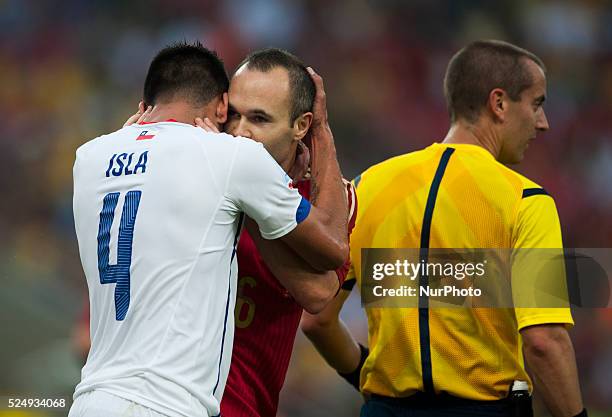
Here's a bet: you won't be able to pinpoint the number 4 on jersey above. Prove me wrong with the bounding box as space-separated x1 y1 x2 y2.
97 191 142 321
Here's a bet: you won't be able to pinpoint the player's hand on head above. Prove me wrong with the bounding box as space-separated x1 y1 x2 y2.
123 101 152 127
123 101 144 127
305 66 334 155
195 117 220 133
287 140 310 184
306 67 329 128
305 67 335 169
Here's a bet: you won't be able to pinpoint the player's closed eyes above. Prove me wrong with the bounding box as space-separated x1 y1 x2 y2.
250 115 269 124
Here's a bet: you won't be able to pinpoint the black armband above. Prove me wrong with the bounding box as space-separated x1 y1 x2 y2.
337 343 369 391
573 409 588 417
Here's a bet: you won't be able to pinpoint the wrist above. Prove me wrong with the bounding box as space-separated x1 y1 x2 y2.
337 343 369 391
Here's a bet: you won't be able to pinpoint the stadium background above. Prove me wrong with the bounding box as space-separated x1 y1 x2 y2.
1 0 611 416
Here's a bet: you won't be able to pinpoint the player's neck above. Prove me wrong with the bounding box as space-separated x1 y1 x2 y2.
282 140 302 178
442 120 501 160
144 102 206 126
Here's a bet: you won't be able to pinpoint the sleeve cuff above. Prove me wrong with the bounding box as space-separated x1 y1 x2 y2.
296 196 311 224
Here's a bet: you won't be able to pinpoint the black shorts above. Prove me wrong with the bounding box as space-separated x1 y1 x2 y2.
360 393 525 417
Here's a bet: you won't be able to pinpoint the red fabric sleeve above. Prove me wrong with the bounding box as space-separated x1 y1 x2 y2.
335 180 358 286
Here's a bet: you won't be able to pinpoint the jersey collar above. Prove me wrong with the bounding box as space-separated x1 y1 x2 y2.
432 142 495 160
138 119 178 125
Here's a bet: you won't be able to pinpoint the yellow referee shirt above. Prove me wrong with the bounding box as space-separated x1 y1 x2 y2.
347 143 573 401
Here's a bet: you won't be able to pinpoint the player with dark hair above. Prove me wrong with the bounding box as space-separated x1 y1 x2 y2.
69 41 348 417
195 47 358 417
303 40 587 417
143 41 229 108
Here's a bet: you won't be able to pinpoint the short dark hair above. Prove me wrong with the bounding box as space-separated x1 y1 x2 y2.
443 40 546 124
236 48 315 124
143 41 229 107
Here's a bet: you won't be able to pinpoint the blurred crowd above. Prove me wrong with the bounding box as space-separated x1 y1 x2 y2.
1 0 610 416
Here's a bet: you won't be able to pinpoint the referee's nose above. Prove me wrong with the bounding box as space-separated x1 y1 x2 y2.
536 109 549 132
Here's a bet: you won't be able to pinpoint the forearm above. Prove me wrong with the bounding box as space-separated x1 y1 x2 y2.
305 66 348 254
302 313 362 373
309 123 348 240
522 326 583 417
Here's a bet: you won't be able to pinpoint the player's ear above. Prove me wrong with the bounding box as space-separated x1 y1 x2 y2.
293 112 313 141
215 92 228 124
489 88 506 123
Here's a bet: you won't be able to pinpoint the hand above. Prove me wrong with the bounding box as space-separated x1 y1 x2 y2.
306 67 329 129
123 101 152 126
287 140 311 183
305 66 335 186
195 117 220 133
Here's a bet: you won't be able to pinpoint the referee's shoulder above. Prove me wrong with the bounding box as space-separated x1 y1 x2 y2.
516 171 553 201
499 164 554 202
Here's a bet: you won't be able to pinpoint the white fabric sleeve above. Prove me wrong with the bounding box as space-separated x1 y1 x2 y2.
227 139 311 240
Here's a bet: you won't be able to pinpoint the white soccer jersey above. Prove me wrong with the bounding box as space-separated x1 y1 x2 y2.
72 121 310 417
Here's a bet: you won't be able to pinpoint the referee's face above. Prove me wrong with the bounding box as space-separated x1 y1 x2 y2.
226 65 300 172
500 59 549 164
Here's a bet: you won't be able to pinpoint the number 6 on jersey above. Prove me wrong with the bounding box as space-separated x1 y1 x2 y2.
97 191 142 321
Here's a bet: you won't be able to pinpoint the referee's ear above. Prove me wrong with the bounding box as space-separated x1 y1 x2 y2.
488 88 507 123
215 92 229 124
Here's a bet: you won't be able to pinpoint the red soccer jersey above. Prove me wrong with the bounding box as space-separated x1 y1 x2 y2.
220 179 357 417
